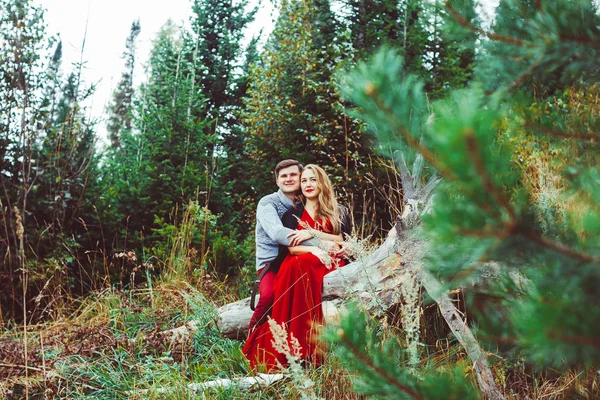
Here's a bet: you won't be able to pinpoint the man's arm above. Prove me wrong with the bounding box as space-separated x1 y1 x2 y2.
258 201 315 246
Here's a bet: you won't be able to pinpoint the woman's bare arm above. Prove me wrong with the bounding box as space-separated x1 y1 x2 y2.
312 232 344 243
288 245 333 267
288 245 316 255
287 229 343 246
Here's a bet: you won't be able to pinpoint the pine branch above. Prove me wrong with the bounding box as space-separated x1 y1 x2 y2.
447 1 599 48
402 127 457 181
560 35 600 46
494 333 600 348
444 1 530 47
521 230 599 264
464 131 518 222
338 333 425 400
526 123 599 141
461 224 598 264
458 227 511 239
548 332 600 348
365 86 458 182
508 56 544 91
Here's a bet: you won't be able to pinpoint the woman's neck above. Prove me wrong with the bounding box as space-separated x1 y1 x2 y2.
304 199 318 216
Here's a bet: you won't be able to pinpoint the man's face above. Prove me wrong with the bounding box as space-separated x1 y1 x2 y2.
276 165 301 195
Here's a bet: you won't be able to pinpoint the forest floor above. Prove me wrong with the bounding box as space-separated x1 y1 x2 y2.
1 276 598 399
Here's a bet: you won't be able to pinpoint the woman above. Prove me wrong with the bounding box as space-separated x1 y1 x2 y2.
243 164 351 371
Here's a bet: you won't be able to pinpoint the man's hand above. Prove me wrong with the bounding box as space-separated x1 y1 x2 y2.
333 243 352 259
310 248 333 269
286 229 312 247
320 240 341 253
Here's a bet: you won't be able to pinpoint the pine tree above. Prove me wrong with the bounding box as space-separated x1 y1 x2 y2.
178 0 257 227
342 0 429 78
0 0 100 316
186 0 255 135
424 0 477 98
222 35 261 230
343 0 403 56
325 0 600 397
99 22 209 252
99 21 254 277
106 20 141 149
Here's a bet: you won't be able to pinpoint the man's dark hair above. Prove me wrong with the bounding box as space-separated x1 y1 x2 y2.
274 159 303 178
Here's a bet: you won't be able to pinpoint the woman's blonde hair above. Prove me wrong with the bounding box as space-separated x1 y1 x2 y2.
302 164 342 234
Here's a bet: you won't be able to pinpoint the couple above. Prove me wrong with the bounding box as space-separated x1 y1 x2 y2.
243 159 351 372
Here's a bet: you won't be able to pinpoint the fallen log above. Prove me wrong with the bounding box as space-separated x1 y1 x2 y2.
131 373 287 396
217 236 398 339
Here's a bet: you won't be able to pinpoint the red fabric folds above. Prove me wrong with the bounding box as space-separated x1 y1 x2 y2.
242 210 344 372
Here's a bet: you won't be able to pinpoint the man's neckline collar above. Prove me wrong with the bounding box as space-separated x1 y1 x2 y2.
276 189 295 206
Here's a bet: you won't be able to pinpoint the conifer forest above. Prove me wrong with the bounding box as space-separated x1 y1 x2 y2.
1 0 599 398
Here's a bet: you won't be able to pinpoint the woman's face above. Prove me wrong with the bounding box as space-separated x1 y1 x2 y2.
301 168 320 200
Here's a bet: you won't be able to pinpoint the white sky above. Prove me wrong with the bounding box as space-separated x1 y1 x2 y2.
38 0 498 141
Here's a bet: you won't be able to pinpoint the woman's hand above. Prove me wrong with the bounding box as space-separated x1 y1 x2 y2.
286 229 312 247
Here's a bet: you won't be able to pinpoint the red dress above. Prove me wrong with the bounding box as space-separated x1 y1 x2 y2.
242 210 345 371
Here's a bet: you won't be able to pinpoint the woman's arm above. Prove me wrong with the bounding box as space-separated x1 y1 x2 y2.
289 245 333 267
288 229 343 246
288 245 315 256
312 231 344 243
289 240 340 255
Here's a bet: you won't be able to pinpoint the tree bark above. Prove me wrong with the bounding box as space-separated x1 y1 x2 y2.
131 373 287 397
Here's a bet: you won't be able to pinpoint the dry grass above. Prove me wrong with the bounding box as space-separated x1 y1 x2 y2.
512 85 599 239
308 356 367 400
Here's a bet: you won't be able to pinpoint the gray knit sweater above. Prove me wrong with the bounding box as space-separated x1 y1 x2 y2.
255 190 308 271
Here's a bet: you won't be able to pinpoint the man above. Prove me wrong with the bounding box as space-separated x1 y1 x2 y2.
248 159 315 331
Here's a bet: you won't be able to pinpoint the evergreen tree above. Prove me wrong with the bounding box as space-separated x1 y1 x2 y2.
178 0 257 226
0 0 100 316
326 0 600 396
223 35 261 230
106 20 141 149
342 0 428 77
424 0 478 98
343 0 403 55
99 21 252 276
99 22 209 252
186 0 255 135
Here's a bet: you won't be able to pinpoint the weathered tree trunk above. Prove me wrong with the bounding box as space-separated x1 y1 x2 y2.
131 373 287 397
393 216 505 400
